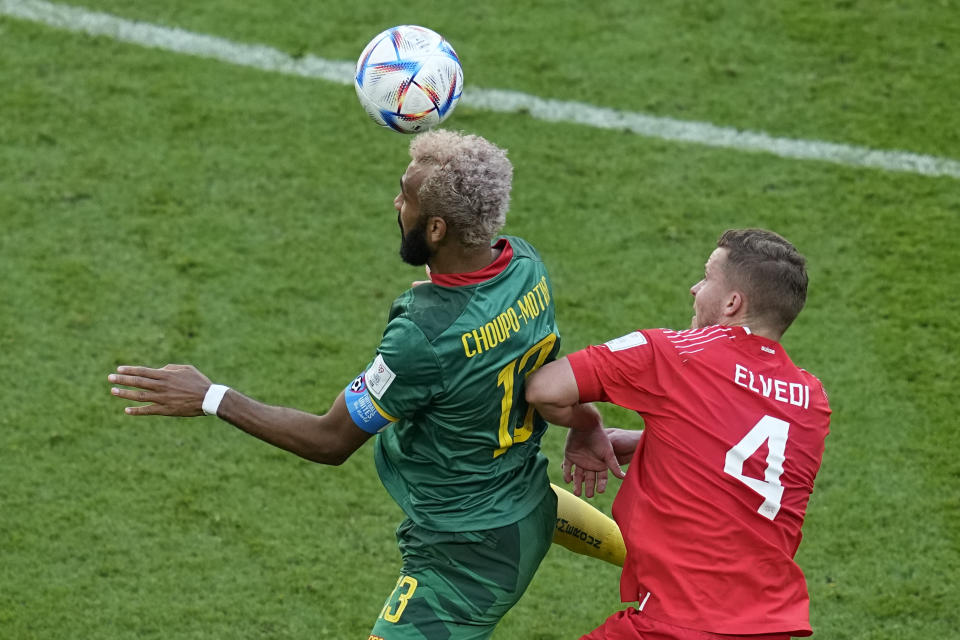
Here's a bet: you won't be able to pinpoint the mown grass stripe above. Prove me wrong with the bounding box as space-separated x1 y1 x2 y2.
4 0 959 180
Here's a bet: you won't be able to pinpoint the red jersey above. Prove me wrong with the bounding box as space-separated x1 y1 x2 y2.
568 325 831 636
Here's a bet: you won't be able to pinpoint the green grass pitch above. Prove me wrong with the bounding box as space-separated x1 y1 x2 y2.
1 1 958 638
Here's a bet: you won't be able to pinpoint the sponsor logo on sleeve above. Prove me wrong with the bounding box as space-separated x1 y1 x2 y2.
604 331 648 352
365 354 396 400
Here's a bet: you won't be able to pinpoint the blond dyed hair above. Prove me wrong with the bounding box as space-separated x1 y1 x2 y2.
409 130 513 248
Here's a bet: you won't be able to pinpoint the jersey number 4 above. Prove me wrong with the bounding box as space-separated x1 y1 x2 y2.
723 415 790 520
493 333 557 458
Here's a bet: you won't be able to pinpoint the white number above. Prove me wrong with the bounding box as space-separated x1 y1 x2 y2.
724 415 790 520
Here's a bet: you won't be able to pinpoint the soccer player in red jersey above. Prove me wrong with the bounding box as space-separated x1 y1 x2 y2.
526 229 831 640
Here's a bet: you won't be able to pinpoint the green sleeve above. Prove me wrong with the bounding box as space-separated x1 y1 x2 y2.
366 316 443 420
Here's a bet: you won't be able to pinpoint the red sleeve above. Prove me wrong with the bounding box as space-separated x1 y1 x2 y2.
567 347 606 403
566 330 661 409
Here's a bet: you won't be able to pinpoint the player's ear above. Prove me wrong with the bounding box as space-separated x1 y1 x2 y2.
426 216 447 244
724 291 744 318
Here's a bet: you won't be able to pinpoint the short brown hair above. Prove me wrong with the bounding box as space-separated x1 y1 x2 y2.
717 229 808 334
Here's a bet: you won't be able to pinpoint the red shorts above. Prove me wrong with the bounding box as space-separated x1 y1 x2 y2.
580 608 791 640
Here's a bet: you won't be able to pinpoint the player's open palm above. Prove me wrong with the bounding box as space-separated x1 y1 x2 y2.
109 364 211 416
562 426 625 498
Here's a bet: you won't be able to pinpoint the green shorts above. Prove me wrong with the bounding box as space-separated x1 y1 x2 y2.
368 488 557 640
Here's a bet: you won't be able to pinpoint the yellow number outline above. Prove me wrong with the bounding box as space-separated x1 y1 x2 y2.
493 333 557 458
379 575 418 623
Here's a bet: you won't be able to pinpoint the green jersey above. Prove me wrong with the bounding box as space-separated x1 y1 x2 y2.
363 236 560 532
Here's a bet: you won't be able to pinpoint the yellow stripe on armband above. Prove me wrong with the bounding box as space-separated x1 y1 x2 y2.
369 396 398 423
551 483 626 567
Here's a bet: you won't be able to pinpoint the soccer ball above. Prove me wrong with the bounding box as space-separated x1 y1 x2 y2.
354 25 464 134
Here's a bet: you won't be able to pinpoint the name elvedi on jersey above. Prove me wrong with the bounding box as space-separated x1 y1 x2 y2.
733 363 811 409
460 275 551 358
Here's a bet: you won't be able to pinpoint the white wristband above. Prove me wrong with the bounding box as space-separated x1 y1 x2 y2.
202 384 230 416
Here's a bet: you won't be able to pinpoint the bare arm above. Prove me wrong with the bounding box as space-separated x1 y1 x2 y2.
215 388 371 465
525 358 592 428
526 358 625 496
109 364 372 466
606 427 644 466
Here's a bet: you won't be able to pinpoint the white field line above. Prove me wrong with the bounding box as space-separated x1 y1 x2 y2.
3 0 960 180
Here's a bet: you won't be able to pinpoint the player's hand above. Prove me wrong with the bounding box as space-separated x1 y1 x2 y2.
109 364 211 417
606 428 644 466
562 426 625 498
411 265 432 287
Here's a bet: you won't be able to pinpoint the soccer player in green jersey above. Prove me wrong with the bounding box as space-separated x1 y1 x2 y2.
108 130 622 639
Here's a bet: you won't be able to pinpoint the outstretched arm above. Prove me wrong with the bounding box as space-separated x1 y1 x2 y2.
109 364 372 465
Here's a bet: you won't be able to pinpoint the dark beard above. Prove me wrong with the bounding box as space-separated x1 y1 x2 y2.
399 215 432 266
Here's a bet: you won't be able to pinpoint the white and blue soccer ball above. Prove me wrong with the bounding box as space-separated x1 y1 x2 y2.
354 25 463 134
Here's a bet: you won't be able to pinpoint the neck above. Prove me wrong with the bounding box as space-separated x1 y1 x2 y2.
730 317 782 341
749 326 782 341
428 244 500 275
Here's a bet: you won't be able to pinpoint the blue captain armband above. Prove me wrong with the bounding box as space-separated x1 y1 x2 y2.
344 373 394 434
